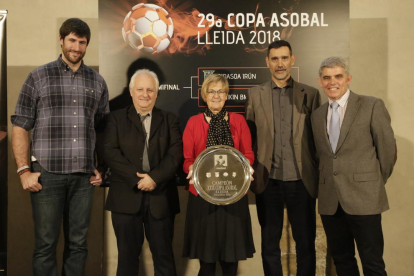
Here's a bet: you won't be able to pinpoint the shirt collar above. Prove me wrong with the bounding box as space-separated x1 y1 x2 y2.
137 110 153 117
58 54 84 74
329 89 350 108
272 77 293 89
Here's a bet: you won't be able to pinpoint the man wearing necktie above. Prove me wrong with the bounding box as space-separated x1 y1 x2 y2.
311 57 396 276
104 69 182 276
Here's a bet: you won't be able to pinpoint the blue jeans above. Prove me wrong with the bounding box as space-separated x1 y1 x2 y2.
30 162 94 276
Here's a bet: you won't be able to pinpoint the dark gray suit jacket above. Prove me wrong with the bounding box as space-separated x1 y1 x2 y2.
246 80 321 197
104 105 182 219
311 91 396 215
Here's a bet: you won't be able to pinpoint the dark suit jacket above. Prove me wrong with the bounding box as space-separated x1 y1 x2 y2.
246 80 321 196
311 92 396 215
104 105 182 219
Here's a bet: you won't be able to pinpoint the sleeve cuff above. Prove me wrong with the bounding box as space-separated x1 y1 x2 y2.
11 115 34 131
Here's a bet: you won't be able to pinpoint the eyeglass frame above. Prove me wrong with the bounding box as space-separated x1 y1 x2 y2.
206 89 227 96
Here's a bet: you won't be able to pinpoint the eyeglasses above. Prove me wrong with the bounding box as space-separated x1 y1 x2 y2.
206 89 226 96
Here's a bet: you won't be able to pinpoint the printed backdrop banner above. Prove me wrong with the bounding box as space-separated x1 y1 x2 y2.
99 0 349 128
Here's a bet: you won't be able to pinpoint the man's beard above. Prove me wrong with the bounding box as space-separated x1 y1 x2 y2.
275 69 288 80
62 47 85 65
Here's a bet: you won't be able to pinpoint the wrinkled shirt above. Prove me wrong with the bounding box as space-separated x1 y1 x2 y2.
11 56 109 174
270 78 300 181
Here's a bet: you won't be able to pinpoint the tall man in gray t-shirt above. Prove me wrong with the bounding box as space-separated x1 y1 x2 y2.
246 40 320 276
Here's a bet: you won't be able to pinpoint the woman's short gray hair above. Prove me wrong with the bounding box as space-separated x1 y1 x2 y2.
200 74 229 101
318 57 350 77
129 69 159 92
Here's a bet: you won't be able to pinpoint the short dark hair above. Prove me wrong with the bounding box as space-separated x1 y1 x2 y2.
59 18 91 45
267 40 292 56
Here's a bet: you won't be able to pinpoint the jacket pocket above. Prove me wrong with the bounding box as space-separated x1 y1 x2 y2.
354 172 379 182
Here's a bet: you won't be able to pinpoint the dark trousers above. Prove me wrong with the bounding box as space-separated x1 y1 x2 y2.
321 204 387 276
198 260 238 276
31 162 94 276
111 195 176 276
256 179 316 276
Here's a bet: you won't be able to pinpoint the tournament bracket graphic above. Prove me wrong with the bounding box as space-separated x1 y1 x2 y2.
193 66 300 110
99 0 349 125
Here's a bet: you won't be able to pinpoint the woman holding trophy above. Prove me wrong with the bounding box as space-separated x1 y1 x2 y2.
182 74 255 276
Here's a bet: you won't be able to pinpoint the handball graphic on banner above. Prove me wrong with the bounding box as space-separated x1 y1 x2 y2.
122 3 174 53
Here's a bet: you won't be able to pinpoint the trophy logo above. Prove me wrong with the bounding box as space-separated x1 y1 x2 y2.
214 154 228 169
203 70 215 79
192 145 251 205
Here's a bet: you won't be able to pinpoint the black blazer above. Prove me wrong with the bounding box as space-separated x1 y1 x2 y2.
104 105 182 219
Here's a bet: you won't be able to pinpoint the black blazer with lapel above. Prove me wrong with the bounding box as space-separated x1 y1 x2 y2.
104 105 182 219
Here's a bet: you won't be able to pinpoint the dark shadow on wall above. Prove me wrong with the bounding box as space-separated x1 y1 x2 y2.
109 58 165 112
